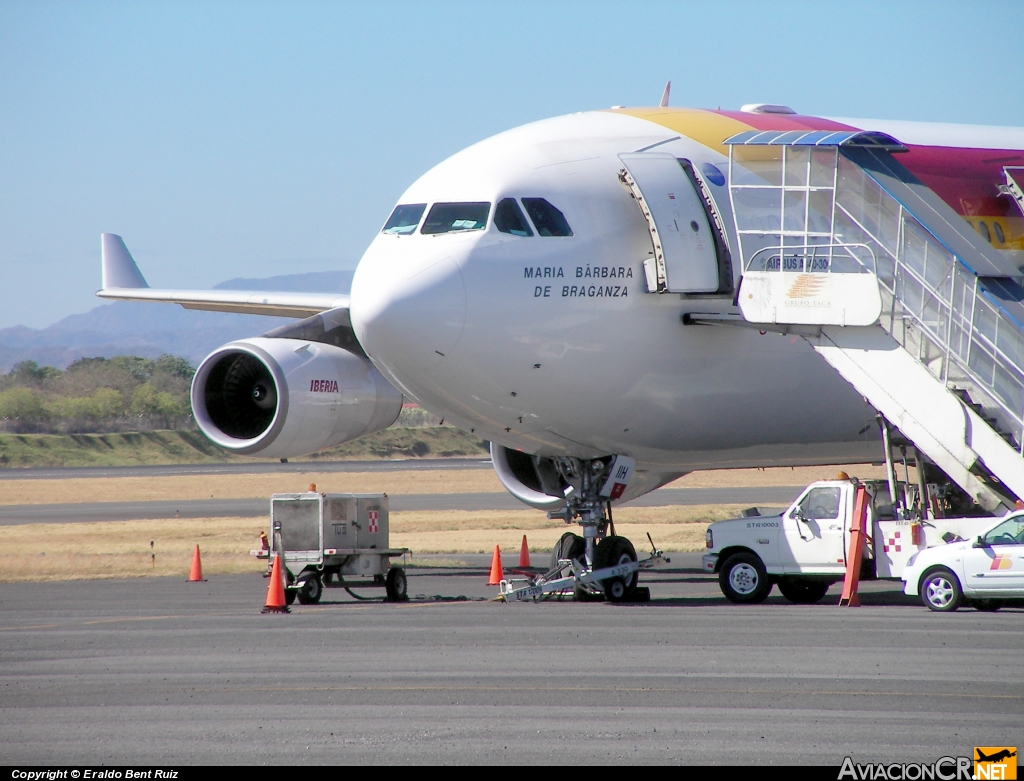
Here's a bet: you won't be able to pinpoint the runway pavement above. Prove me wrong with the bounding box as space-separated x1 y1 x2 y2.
1 554 1021 765
0 486 800 524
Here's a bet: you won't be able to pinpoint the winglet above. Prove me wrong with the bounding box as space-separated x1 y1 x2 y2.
101 233 149 289
659 80 671 108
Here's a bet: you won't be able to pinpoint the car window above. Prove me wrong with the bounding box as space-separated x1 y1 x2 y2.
522 198 573 237
797 487 841 520
982 516 1024 546
421 202 490 235
382 204 426 235
494 198 533 237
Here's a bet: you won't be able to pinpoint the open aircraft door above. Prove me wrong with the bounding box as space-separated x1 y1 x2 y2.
618 153 723 294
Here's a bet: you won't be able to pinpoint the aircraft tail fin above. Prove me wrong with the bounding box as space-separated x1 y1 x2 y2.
101 233 149 289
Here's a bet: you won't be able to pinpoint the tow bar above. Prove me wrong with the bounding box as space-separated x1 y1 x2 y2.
498 536 669 603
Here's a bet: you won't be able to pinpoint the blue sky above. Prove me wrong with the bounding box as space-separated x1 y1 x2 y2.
1 0 1022 329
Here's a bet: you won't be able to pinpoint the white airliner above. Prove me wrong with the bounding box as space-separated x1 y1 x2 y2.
98 100 1024 587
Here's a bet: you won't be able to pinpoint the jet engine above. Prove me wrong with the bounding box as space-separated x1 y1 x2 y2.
191 337 403 458
491 444 572 511
491 443 680 511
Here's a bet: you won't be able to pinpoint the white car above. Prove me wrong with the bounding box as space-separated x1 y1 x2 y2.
902 513 1024 611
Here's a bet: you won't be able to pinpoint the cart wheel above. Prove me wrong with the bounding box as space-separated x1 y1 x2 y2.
296 573 322 605
385 568 408 602
604 576 628 602
285 589 297 606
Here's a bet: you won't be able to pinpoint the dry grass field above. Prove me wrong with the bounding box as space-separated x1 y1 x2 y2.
0 469 505 505
0 462 890 582
0 504 751 582
0 463 887 505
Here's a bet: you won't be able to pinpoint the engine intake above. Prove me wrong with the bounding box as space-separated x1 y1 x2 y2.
204 352 279 440
491 442 681 510
491 444 571 511
192 337 402 458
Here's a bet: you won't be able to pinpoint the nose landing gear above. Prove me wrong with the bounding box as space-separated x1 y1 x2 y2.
498 457 667 602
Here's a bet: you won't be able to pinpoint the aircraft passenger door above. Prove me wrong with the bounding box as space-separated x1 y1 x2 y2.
618 153 720 294
779 485 848 575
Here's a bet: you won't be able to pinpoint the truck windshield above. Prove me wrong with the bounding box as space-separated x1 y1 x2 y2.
796 487 841 520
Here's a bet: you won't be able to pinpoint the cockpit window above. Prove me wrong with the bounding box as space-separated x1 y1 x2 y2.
522 198 573 237
494 198 533 237
421 202 490 235
382 204 426 235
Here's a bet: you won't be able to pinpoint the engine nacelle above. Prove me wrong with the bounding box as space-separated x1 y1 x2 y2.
192 337 403 458
491 443 681 511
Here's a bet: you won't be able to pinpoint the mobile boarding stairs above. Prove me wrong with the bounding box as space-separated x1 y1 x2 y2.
689 130 1024 514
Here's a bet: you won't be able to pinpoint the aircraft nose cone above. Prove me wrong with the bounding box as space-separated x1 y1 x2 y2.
351 251 467 375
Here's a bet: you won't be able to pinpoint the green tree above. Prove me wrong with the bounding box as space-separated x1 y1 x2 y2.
0 387 49 422
155 354 194 380
49 388 124 420
9 361 61 388
130 383 185 417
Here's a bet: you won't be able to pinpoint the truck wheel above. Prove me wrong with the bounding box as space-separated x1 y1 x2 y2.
594 536 639 593
385 568 408 602
550 532 585 571
285 590 297 606
296 573 322 605
777 579 830 604
719 552 771 604
920 567 962 612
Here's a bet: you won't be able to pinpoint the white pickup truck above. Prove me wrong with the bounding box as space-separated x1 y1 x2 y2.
701 477 998 604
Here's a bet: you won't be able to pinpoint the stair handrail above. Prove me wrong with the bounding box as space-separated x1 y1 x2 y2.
833 193 1024 453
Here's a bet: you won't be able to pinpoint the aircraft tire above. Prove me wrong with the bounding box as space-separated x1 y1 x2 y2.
777 579 830 604
920 567 962 612
594 536 639 592
550 532 585 571
719 552 771 604
572 584 602 602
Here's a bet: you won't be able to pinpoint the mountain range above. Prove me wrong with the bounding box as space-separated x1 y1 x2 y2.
0 271 353 371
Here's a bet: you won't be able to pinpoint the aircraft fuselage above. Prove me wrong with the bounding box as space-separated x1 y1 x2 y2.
349 108 1024 483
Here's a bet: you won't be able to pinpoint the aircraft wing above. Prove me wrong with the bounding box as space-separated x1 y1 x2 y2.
96 233 349 319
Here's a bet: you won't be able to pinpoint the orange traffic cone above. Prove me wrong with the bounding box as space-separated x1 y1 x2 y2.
262 554 290 613
487 544 504 585
187 545 205 582
518 535 531 568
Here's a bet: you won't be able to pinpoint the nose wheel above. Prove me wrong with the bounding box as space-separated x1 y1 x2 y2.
500 532 659 603
498 456 661 602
